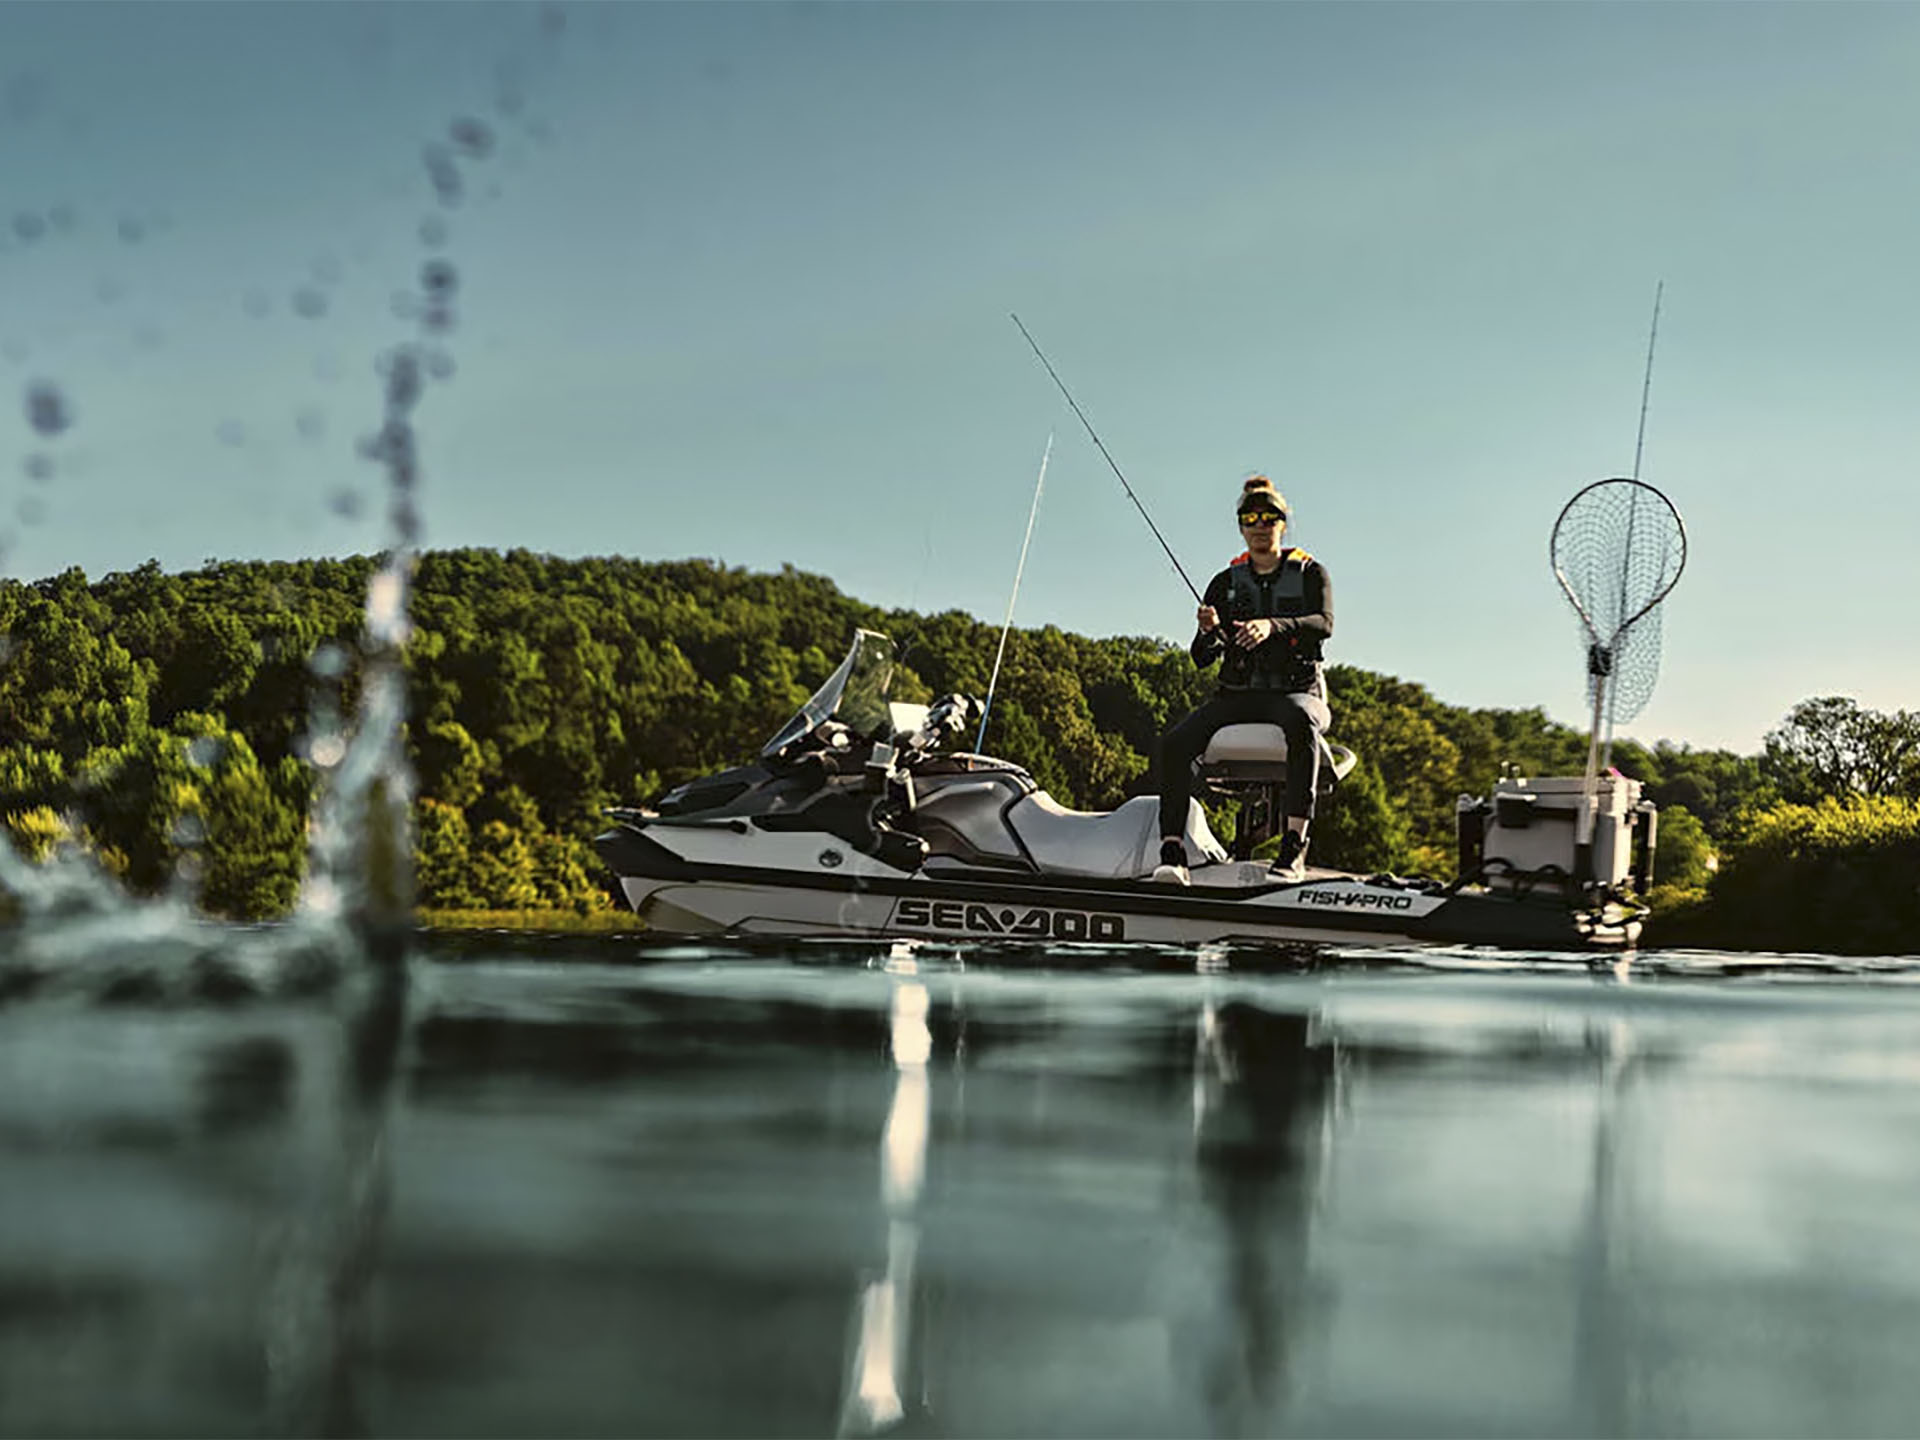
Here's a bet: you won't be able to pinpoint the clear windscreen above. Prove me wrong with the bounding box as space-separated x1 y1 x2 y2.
759 629 895 757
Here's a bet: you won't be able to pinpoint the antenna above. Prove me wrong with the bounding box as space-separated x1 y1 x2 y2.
976 432 1052 751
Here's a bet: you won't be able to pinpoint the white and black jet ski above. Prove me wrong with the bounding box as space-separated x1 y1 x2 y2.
595 630 1656 950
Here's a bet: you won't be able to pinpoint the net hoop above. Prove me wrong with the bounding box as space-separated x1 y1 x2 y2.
1549 477 1688 649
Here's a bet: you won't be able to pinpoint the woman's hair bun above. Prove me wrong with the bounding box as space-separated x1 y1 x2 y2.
1238 474 1288 517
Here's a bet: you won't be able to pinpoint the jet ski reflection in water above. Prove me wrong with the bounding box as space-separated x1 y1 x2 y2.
595 629 1656 951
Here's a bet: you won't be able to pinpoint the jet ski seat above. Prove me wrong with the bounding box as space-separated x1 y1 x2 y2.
1004 793 1229 880
1195 724 1360 861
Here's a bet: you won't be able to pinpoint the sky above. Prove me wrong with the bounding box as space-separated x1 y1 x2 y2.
2 1 1916 755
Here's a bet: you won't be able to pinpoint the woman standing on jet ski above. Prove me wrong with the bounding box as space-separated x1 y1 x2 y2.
1155 476 1332 885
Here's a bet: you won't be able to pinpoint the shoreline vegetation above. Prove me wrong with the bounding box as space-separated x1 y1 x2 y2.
2 549 1917 954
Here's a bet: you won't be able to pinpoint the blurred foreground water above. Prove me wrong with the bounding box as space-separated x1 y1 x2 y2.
5 934 1920 1439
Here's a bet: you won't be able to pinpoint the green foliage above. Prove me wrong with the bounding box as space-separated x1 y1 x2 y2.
1676 796 1920 954
3 806 73 862
1311 757 1412 875
1652 803 1714 889
1762 696 1920 805
1633 742 1776 842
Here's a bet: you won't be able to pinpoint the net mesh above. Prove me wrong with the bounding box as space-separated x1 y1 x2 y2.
1550 479 1686 725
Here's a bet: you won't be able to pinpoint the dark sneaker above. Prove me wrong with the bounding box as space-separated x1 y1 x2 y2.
1152 838 1190 887
1268 832 1309 882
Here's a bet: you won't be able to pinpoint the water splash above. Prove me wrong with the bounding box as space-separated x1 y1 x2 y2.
0 9 549 1001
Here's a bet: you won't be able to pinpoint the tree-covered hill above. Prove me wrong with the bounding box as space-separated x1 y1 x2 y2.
0 549 1866 923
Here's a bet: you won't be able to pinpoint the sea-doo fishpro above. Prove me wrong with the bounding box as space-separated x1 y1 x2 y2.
595 631 1656 950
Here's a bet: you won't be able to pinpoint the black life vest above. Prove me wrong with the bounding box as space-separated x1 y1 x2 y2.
1219 549 1326 696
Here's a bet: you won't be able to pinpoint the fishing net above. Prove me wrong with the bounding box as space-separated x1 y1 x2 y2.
1550 478 1687 727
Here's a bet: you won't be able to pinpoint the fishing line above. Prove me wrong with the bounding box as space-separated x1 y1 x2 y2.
1010 313 1202 604
976 432 1052 751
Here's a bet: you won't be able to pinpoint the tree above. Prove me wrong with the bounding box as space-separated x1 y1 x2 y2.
1763 697 1920 804
1652 803 1713 889
1310 758 1412 875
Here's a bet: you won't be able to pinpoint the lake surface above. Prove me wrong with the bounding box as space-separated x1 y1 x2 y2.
5 934 1920 1438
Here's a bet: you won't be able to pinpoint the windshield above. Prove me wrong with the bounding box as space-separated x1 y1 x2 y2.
760 629 896 757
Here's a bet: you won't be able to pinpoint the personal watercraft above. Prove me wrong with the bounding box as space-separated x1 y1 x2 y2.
595 631 1656 951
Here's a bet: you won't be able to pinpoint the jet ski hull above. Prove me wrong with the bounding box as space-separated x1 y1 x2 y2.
595 821 1638 951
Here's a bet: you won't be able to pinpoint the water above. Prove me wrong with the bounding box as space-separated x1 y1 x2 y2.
6 936 1920 1438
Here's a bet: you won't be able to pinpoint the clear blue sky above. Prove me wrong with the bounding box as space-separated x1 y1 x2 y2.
3 2 1915 753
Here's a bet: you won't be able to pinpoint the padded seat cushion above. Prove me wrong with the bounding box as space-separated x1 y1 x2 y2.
1005 793 1228 879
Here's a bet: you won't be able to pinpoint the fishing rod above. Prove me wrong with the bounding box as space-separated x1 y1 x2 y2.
976 432 1052 751
1010 313 1203 604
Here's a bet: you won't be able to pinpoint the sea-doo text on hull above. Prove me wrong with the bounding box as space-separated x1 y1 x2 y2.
596 632 1654 951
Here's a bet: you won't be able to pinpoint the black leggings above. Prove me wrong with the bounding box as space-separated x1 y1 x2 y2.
1158 690 1333 840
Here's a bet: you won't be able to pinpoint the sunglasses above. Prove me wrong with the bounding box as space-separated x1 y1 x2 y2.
1237 510 1285 527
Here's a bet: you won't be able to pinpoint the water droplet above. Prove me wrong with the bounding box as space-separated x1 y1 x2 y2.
418 215 449 250
424 350 456 381
366 570 405 633
170 813 208 846
16 495 47 526
421 304 456 335
308 642 350 679
295 408 327 442
23 454 52 482
328 488 363 520
11 212 46 243
382 351 423 411
241 288 272 318
186 736 224 769
216 419 248 447
423 143 463 208
291 286 329 319
117 215 146 244
308 734 348 769
420 259 458 297
24 380 71 437
450 116 495 159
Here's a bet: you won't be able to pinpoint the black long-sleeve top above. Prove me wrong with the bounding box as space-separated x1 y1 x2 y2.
1190 552 1334 690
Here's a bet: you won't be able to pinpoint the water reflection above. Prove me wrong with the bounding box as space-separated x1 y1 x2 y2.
10 949 1920 1436
1188 999 1332 1436
840 970 930 1434
0 959 406 1438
